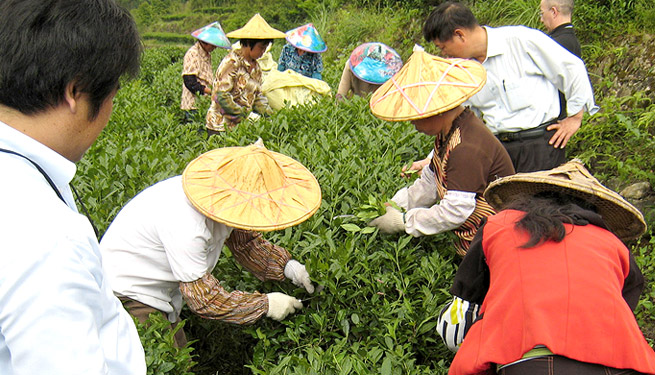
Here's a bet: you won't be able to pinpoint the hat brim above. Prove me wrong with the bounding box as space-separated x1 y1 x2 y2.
182 146 322 231
349 42 403 84
370 52 486 122
225 13 286 39
286 39 327 53
484 170 646 241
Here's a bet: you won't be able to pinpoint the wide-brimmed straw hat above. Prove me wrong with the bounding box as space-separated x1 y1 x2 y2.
226 13 286 39
370 50 486 121
182 141 321 231
191 21 231 49
285 23 327 53
484 159 646 241
349 42 403 85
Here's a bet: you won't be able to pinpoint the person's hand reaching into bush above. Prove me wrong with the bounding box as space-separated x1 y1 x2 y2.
266 292 303 321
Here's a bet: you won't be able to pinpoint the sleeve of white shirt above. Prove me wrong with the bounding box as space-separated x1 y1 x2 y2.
525 30 598 116
391 162 435 210
392 165 477 237
158 204 216 283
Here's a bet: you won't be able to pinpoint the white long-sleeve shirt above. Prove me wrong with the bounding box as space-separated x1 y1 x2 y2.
465 25 598 134
0 122 145 374
392 164 477 237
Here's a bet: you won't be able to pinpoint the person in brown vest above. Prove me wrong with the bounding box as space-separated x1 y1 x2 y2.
367 49 514 255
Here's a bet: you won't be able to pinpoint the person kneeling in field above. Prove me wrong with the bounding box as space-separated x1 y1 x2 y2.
100 141 322 347
367 50 514 255
437 160 655 374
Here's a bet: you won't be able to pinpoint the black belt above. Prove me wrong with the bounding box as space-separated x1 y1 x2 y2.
495 119 558 143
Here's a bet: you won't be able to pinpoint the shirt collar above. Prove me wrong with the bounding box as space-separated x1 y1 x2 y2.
232 48 254 69
549 22 574 35
0 120 77 193
483 26 506 60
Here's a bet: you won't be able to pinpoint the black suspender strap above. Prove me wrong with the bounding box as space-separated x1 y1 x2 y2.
0 147 65 202
0 147 99 238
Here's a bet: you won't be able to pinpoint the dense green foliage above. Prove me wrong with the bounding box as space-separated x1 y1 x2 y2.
76 0 655 374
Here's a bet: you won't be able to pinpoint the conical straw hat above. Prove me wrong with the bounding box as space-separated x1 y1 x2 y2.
285 23 327 53
191 21 231 49
484 159 646 241
182 142 321 231
370 50 486 122
226 13 286 39
349 42 403 84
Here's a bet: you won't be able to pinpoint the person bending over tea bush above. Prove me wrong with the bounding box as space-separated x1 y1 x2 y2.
368 49 514 256
205 14 283 135
100 141 321 347
437 160 655 374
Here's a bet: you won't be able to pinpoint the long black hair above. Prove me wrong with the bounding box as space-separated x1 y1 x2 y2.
505 191 601 248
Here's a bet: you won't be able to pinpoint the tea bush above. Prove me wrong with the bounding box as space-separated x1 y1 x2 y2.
76 44 462 374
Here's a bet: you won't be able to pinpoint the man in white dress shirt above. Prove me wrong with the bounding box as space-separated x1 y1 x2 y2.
419 1 597 173
0 0 145 374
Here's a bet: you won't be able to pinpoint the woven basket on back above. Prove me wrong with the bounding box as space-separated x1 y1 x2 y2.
182 143 321 231
370 50 486 121
484 159 646 241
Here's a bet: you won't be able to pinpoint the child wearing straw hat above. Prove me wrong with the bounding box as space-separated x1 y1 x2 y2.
368 50 514 256
100 141 322 347
278 23 326 80
336 42 403 101
181 21 230 124
437 160 655 375
205 14 286 135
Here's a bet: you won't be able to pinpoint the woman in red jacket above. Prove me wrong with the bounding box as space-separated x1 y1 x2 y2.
437 159 655 375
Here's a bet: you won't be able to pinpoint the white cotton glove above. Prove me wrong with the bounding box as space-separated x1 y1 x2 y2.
266 292 303 321
284 260 315 293
367 206 405 234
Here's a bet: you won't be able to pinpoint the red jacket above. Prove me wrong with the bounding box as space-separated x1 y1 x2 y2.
450 210 655 375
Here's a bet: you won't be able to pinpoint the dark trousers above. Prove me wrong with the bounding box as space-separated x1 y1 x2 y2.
500 127 566 173
120 297 188 348
498 355 646 375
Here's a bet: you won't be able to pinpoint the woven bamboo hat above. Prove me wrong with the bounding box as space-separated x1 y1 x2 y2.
191 21 231 49
484 159 646 241
370 50 486 122
226 13 286 39
182 140 321 231
286 23 327 53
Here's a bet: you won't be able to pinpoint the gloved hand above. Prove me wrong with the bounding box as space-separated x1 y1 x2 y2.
367 206 405 234
266 292 303 321
284 260 315 293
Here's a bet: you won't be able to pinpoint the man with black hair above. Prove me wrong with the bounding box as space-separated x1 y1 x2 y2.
0 0 145 373
421 1 596 173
